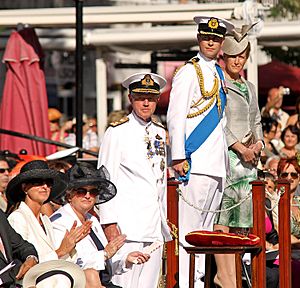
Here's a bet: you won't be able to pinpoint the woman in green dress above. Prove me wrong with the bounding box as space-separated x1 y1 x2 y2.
213 26 264 287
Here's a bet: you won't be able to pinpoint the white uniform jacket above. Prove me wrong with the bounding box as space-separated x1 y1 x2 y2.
8 202 59 263
51 204 129 275
167 52 229 178
98 112 172 243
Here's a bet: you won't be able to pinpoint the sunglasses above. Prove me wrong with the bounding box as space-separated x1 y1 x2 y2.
73 188 99 197
0 168 11 174
26 179 53 187
50 119 60 124
280 172 299 180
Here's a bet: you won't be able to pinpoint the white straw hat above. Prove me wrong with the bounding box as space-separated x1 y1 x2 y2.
23 260 86 288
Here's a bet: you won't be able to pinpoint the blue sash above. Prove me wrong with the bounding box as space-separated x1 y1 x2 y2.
178 64 226 182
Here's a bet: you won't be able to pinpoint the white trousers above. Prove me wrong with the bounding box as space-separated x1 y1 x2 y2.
112 241 163 288
178 174 224 288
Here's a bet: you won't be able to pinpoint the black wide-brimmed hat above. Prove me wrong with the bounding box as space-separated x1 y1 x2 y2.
6 160 68 205
67 162 117 205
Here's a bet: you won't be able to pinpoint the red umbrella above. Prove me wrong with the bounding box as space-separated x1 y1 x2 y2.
0 28 53 155
258 60 300 95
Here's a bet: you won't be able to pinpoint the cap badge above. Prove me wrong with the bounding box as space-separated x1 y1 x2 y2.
208 18 219 30
141 74 154 87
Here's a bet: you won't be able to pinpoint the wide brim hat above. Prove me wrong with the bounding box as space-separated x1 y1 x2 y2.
67 163 117 205
6 160 68 205
222 22 259 56
23 259 86 288
194 15 234 38
122 72 166 96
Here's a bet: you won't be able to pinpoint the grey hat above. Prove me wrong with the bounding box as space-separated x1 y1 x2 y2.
222 22 259 56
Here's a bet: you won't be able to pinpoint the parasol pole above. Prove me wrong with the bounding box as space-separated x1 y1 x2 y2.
75 0 83 156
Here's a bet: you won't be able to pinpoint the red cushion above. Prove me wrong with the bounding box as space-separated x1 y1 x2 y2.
185 230 260 247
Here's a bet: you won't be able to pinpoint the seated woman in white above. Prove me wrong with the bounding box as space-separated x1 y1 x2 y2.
51 163 150 288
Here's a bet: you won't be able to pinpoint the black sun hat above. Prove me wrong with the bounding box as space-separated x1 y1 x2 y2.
67 162 117 205
6 160 68 205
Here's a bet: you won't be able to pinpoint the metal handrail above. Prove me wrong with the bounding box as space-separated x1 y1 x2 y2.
0 128 98 157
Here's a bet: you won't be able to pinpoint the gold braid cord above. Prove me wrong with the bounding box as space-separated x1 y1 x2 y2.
187 58 221 119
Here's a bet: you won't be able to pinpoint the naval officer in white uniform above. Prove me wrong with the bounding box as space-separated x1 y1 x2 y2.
97 72 172 288
167 16 234 287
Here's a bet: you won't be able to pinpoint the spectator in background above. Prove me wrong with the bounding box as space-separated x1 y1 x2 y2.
82 117 99 154
47 159 72 173
264 155 280 179
0 156 10 212
261 87 290 130
287 96 300 129
260 117 280 165
48 108 63 143
279 125 300 158
276 157 300 287
48 108 64 153
59 115 99 155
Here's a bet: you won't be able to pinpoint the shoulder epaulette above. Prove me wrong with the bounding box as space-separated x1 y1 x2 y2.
186 57 199 64
174 57 199 77
173 57 200 77
109 116 129 127
151 117 166 129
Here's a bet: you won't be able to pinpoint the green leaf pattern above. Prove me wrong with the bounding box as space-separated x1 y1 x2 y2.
215 150 257 228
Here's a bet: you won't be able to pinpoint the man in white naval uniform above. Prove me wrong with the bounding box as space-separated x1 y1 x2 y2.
167 16 234 287
97 72 172 288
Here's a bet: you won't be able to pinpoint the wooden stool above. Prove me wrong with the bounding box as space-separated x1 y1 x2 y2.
184 245 261 288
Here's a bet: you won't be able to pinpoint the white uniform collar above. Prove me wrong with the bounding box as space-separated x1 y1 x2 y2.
132 111 151 126
197 52 217 68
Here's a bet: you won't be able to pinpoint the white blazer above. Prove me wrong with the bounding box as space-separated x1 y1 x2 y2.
8 202 59 263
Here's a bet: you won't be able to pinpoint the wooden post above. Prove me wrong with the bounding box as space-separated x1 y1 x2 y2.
251 180 266 288
277 179 291 288
166 180 180 288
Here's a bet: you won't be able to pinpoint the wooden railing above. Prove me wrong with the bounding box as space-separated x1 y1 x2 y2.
166 180 180 288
